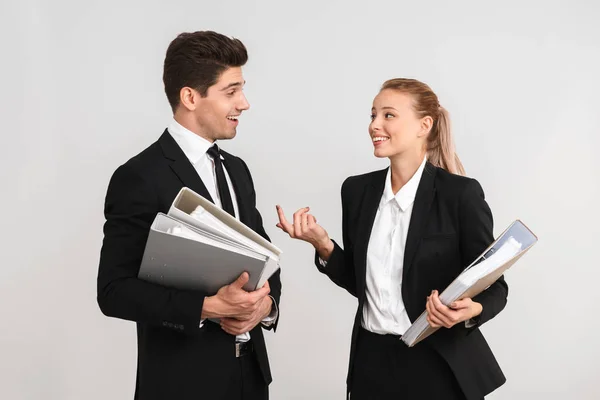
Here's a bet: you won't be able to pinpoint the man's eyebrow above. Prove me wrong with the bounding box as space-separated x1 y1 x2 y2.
220 81 246 91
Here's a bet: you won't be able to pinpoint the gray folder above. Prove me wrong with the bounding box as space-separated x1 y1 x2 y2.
139 213 276 294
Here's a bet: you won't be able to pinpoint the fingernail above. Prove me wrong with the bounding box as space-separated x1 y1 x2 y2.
451 303 457 308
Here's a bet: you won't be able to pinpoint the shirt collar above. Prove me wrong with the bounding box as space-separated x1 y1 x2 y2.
167 118 214 165
382 157 427 211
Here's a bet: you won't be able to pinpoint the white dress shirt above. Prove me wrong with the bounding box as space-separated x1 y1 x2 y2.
361 157 427 335
167 119 277 342
321 158 477 333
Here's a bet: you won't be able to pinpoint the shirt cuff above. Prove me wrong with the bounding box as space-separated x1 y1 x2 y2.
465 318 478 328
261 295 279 327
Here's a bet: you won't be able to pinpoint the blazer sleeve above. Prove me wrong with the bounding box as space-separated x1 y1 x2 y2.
97 161 208 335
314 177 358 298
459 179 509 329
239 158 282 332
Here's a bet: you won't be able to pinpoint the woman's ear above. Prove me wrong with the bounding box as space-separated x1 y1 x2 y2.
419 115 434 137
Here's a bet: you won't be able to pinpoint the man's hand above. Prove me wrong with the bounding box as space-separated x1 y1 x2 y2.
426 290 483 329
202 273 270 320
220 295 273 336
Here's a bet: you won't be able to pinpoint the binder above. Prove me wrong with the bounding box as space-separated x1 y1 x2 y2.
401 219 538 347
138 187 281 294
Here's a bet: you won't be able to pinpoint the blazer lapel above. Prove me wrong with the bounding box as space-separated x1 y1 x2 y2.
354 168 388 296
158 130 214 203
403 162 437 278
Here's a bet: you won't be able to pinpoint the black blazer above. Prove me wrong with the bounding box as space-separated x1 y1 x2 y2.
315 162 507 400
97 131 281 400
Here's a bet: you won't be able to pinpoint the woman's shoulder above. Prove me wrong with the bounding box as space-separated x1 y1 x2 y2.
433 165 487 201
341 168 387 194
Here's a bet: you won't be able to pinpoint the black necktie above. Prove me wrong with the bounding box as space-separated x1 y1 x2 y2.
207 144 236 218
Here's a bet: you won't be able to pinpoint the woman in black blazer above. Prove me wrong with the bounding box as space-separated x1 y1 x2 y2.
276 78 508 400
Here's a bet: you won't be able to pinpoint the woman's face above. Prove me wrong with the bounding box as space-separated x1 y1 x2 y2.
369 89 430 160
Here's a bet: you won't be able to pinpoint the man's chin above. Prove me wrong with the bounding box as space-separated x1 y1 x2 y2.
216 131 237 141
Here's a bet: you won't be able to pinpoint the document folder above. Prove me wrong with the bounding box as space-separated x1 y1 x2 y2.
138 187 282 294
401 219 538 347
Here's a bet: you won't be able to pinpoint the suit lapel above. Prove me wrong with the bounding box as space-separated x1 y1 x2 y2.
158 130 214 203
403 162 437 278
354 168 387 295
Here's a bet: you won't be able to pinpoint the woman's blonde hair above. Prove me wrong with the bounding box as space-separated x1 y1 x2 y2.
381 78 465 175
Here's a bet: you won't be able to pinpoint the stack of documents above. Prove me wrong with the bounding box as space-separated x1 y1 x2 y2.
138 187 282 294
401 219 537 347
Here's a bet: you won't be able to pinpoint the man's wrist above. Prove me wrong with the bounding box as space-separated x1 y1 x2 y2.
201 296 223 319
262 296 274 319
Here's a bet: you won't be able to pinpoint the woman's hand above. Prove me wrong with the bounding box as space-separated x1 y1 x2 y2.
426 290 483 329
275 205 334 260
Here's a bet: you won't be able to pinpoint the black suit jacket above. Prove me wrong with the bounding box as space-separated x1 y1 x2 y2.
315 162 507 400
97 131 281 400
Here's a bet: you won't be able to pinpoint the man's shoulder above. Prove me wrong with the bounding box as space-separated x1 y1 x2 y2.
111 133 167 181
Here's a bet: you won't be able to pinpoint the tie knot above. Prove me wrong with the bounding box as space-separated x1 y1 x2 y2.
207 144 221 160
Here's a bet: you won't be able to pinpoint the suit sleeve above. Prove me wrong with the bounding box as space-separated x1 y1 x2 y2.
459 179 509 329
97 161 208 335
314 178 358 298
239 159 282 332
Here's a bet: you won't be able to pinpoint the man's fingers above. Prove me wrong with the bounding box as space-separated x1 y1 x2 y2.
221 318 252 336
221 318 244 330
232 272 249 289
249 287 270 304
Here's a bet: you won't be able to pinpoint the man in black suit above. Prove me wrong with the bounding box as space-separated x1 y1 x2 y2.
97 31 281 400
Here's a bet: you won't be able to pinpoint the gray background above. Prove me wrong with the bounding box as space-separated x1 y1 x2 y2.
1 0 599 399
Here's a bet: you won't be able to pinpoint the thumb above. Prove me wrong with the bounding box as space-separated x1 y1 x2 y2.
450 298 471 309
233 272 250 288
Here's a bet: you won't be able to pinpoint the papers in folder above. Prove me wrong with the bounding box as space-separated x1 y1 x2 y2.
138 187 282 294
401 220 538 347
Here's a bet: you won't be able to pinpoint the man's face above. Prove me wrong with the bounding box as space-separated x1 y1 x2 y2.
193 67 250 142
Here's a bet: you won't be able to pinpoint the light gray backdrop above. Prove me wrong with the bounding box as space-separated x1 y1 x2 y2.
1 0 599 399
